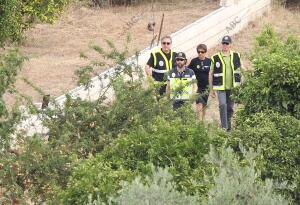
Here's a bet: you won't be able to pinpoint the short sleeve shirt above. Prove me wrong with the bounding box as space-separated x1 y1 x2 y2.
188 57 211 90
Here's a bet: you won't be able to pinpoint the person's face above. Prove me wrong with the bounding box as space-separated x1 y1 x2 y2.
222 42 231 52
161 38 172 52
176 58 186 68
197 49 206 59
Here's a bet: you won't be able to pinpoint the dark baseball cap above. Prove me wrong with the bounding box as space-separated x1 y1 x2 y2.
221 35 232 44
176 52 187 60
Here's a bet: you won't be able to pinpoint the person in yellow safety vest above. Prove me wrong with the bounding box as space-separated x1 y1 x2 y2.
166 52 197 110
145 35 177 96
209 35 242 131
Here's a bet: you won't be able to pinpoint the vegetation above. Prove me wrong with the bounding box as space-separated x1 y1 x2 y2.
0 0 70 46
0 26 299 205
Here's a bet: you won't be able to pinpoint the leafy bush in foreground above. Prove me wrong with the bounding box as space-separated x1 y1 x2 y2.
86 147 290 205
236 26 300 119
204 147 290 205
212 111 300 203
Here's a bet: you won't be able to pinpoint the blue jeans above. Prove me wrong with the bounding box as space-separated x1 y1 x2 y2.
217 90 234 131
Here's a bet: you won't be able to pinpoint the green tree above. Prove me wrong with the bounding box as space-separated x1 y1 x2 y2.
0 49 26 150
235 26 300 119
0 0 70 46
0 50 27 204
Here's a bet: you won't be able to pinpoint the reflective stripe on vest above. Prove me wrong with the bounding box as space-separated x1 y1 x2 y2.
217 52 226 90
170 78 193 100
153 50 174 71
152 68 169 74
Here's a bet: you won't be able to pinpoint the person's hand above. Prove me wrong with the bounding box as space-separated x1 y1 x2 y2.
145 66 152 76
210 90 216 98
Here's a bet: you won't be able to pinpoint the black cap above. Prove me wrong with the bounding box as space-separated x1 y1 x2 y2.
221 35 232 44
176 52 187 60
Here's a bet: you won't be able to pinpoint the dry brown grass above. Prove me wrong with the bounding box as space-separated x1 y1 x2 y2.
207 5 300 68
3 0 219 105
2 2 299 123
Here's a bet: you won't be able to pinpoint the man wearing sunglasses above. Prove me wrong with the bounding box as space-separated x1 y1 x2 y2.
166 52 197 110
209 35 242 131
145 35 177 96
188 44 211 121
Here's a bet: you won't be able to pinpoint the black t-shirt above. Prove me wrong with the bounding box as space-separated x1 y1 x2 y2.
188 57 211 90
147 50 172 68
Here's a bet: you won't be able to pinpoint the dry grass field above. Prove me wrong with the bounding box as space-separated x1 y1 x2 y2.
3 0 219 105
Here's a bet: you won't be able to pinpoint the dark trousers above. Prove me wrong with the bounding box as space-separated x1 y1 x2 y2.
217 90 234 131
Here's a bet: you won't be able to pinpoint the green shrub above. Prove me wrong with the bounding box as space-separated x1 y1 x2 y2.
101 115 212 194
235 26 300 118
0 0 69 46
213 111 300 203
203 146 290 205
0 0 23 46
0 135 75 203
59 112 213 203
86 147 290 205
0 50 26 150
58 158 133 205
86 166 200 205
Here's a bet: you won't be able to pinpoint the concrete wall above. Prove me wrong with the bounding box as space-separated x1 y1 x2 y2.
18 0 271 135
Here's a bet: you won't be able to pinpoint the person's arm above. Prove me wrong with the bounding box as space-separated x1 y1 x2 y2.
209 61 216 98
191 72 197 95
145 64 152 76
145 53 154 76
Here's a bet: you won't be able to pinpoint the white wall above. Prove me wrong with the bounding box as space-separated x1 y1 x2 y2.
17 0 271 135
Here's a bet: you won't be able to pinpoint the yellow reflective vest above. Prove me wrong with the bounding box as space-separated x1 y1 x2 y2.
211 51 241 90
168 67 196 100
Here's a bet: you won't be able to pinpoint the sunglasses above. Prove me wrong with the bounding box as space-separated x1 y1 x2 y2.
197 50 206 54
222 42 229 45
176 58 185 61
162 42 171 45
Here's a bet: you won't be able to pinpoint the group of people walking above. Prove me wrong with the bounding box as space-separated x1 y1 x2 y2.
145 35 242 131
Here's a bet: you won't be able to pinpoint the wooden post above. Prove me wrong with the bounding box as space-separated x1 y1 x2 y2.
157 13 165 46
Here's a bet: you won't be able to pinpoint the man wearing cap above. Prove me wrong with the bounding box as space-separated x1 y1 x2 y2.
209 35 242 131
145 35 177 96
166 52 197 110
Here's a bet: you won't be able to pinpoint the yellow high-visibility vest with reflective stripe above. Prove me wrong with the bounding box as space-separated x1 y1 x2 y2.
211 51 241 90
153 49 174 72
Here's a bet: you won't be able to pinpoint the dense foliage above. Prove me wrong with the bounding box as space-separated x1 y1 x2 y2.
0 50 26 150
0 0 69 46
236 26 300 118
86 148 290 205
0 26 299 204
